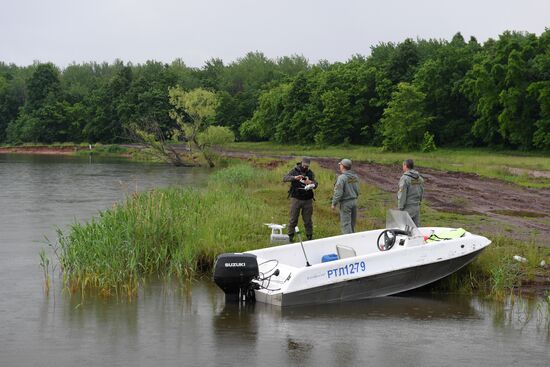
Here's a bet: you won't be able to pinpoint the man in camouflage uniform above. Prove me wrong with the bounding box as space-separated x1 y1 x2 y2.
283 157 318 241
397 159 424 227
331 159 360 234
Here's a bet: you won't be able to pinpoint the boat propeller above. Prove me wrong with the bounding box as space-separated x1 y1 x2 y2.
377 229 411 251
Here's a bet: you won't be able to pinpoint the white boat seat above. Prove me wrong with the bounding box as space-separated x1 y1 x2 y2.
336 245 356 259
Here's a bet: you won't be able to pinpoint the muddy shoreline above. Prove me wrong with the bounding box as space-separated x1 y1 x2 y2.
0 145 90 155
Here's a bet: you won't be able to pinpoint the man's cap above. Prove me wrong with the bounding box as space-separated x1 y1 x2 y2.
301 157 311 165
339 158 352 169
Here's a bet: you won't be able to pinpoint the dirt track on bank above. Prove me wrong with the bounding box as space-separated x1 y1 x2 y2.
224 151 550 245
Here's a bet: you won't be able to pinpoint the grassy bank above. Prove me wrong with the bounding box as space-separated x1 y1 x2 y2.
53 160 549 299
230 142 550 188
434 236 550 300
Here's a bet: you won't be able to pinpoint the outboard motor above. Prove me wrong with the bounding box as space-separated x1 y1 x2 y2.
213 253 259 303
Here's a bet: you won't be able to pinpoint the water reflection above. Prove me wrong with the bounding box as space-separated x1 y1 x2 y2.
207 286 549 367
213 302 260 364
256 293 480 366
474 296 550 338
213 302 259 336
276 293 478 320
31 278 550 367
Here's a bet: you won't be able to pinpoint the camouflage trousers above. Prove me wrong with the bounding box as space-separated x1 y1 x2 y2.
403 205 421 227
288 198 313 238
339 199 357 234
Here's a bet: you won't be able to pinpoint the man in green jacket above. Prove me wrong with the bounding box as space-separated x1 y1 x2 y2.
331 159 360 234
398 159 424 227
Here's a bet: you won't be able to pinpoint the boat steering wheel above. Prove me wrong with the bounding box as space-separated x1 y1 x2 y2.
377 229 410 251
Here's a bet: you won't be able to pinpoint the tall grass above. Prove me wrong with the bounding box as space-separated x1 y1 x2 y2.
432 236 549 299
57 165 274 297
39 249 51 293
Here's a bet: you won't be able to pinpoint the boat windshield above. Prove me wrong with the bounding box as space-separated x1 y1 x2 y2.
386 210 423 237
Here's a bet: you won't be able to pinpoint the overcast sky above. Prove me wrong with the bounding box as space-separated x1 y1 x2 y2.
1 0 548 68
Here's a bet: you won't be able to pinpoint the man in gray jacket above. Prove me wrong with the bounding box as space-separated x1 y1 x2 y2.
331 159 360 234
398 159 424 227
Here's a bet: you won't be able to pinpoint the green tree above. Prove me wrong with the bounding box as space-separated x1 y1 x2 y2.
197 125 235 164
462 31 543 148
413 33 479 146
276 55 310 77
169 58 202 90
26 63 61 110
240 83 290 141
315 57 372 145
215 52 278 136
126 61 178 135
168 86 220 167
421 131 437 152
84 65 133 142
2 33 550 150
0 64 34 142
0 74 9 141
388 38 420 83
316 88 354 144
380 82 432 151
6 114 40 143
529 81 550 149
200 58 225 90
6 63 68 143
61 63 101 103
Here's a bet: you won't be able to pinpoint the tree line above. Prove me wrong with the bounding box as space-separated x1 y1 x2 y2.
1 29 549 151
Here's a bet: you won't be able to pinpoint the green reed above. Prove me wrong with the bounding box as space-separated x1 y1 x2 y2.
39 248 51 293
432 236 549 298
57 165 273 297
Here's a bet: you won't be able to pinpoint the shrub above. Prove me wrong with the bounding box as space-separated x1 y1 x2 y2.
421 131 437 152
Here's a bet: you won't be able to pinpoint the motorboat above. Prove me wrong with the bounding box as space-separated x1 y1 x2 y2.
213 210 491 307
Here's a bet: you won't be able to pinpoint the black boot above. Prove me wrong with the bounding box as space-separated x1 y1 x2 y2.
288 234 294 243
306 234 312 241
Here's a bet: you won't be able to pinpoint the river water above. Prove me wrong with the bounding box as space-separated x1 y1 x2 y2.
0 154 548 367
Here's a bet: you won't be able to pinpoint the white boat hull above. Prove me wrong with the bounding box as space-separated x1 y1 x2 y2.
255 247 484 306
247 226 491 307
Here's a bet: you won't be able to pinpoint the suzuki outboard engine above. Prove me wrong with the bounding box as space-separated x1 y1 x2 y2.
213 253 259 303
